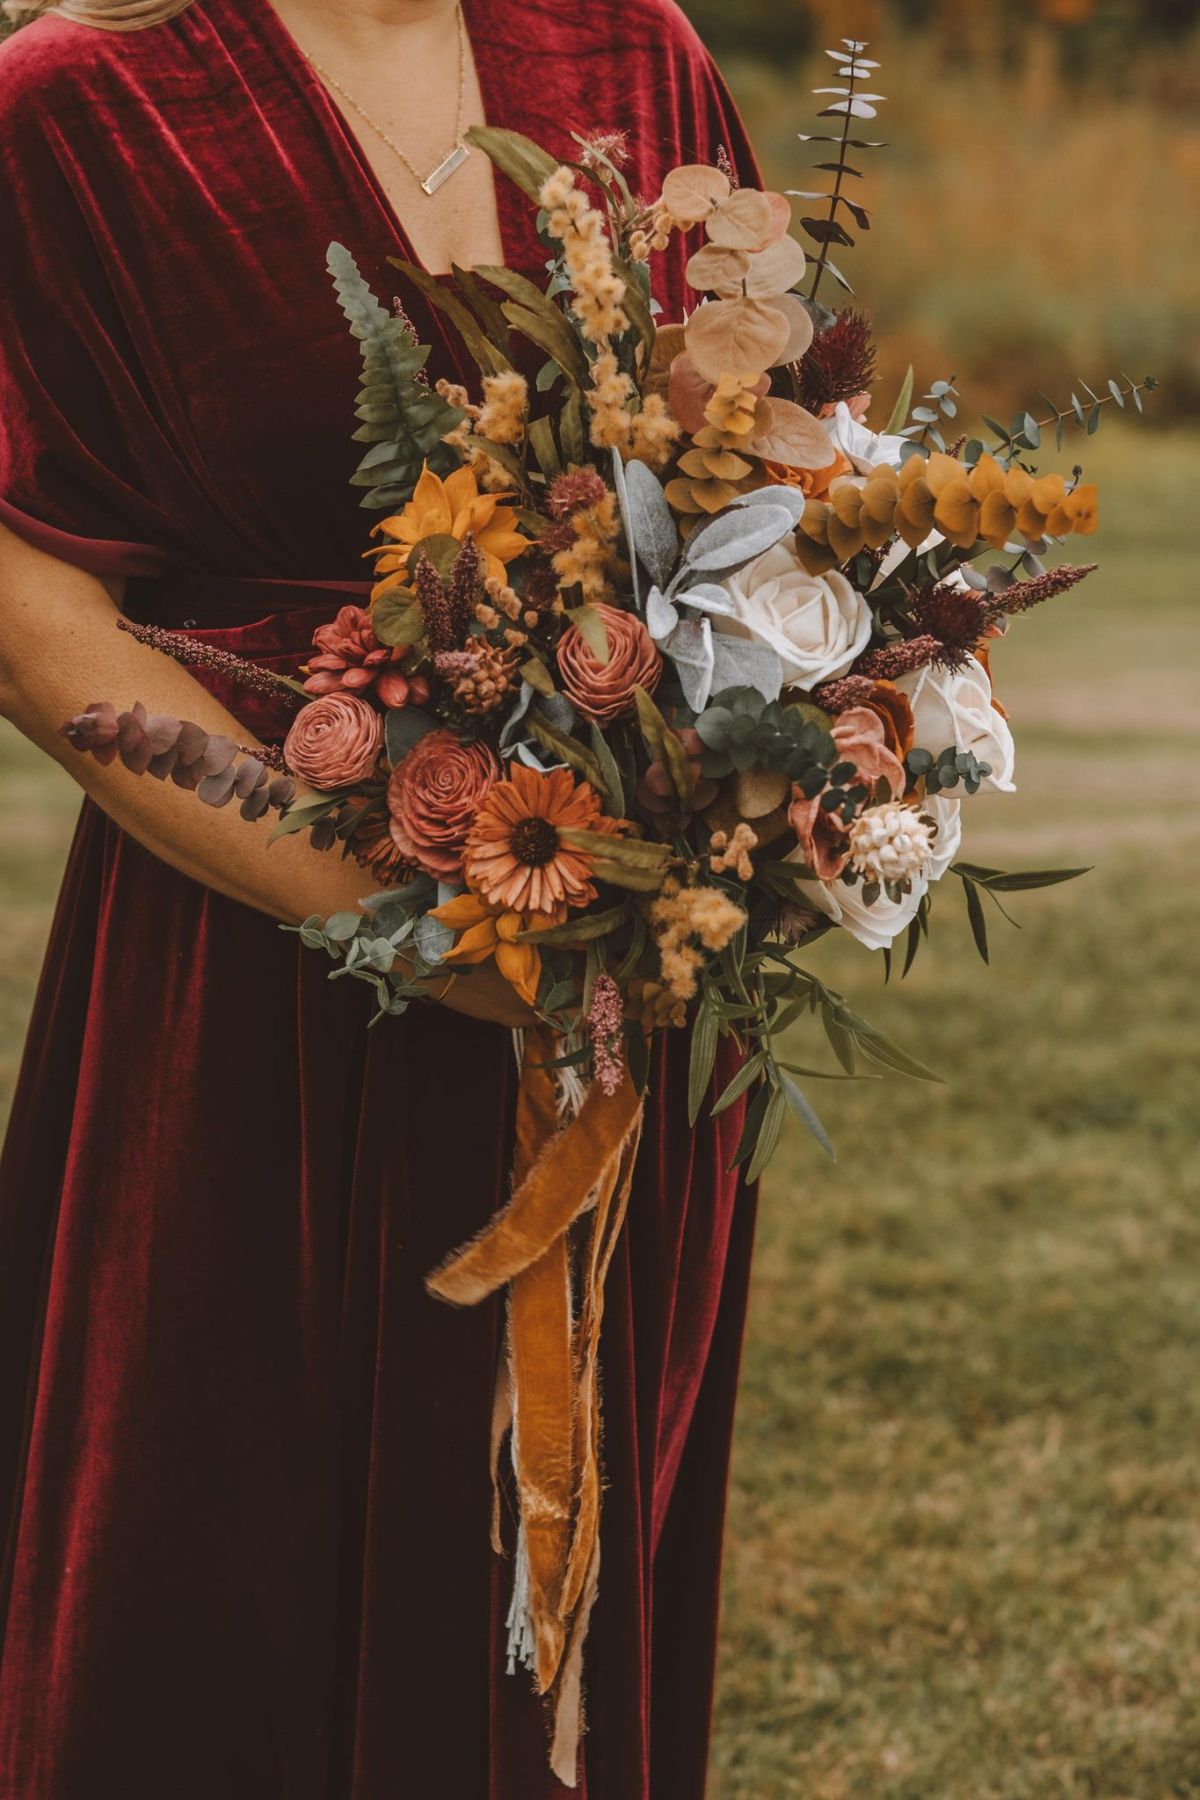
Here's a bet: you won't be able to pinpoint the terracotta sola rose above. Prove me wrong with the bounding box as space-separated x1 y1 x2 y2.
556 601 662 724
387 729 500 880
283 692 383 789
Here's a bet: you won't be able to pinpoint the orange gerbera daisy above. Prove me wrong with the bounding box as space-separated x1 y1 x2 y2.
369 464 529 589
462 763 621 924
427 892 554 1008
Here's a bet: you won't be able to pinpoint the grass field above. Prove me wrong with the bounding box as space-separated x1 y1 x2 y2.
1 427 1197 1796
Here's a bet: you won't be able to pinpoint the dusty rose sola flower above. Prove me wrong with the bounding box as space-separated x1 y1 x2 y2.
556 602 662 724
387 729 501 880
303 605 420 709
586 972 626 1096
283 692 384 789
462 762 621 922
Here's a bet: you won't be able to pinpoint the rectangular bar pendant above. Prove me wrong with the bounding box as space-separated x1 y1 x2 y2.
421 143 470 195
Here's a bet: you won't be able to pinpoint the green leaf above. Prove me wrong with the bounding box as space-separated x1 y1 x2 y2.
728 1081 771 1172
502 302 589 391
961 876 990 964
384 706 438 767
633 685 695 808
779 1075 835 1161
688 1004 719 1125
526 413 562 480
519 655 556 698
747 1085 788 1181
852 1028 943 1085
514 902 629 945
269 796 341 842
820 1002 857 1074
449 262 514 357
388 256 512 376
558 827 671 870
883 364 914 435
559 389 586 467
588 722 626 817
465 124 560 202
526 715 605 788
567 604 611 665
370 586 425 648
710 1052 765 1117
982 866 1091 892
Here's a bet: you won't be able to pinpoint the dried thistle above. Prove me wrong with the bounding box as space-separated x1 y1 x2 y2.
906 581 992 669
796 310 877 414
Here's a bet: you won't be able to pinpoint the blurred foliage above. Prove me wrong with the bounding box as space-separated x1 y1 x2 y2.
681 6 1200 420
682 0 1200 65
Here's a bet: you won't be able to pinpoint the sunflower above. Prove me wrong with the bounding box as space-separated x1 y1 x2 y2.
461 763 620 924
369 464 529 589
427 892 553 1009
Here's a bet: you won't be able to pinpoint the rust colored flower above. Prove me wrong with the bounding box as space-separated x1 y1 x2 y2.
283 693 383 791
304 604 414 708
787 790 849 882
386 728 501 881
350 810 413 883
370 465 528 589
762 446 853 501
462 762 621 923
556 602 662 725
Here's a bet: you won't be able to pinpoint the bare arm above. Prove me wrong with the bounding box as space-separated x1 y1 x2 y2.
0 525 530 1026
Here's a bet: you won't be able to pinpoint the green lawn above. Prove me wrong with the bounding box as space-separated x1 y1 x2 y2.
1 428 1197 1797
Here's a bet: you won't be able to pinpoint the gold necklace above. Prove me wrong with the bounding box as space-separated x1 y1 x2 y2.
303 6 472 196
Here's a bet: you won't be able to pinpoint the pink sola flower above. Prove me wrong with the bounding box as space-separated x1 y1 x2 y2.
304 604 426 710
587 972 625 1097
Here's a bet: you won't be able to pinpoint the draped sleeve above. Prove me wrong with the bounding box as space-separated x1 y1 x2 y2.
0 22 170 578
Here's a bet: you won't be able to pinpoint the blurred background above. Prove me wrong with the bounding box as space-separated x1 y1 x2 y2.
2 0 1200 1794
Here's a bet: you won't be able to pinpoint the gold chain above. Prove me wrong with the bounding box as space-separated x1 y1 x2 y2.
302 5 470 195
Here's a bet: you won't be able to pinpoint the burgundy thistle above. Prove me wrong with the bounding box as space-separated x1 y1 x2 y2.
62 701 295 820
587 972 625 1097
546 468 609 520
796 310 878 415
304 604 423 709
906 581 992 670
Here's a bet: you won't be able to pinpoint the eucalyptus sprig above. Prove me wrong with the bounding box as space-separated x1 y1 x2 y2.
792 39 887 303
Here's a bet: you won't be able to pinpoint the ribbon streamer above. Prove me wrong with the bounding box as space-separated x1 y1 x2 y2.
426 1022 644 1786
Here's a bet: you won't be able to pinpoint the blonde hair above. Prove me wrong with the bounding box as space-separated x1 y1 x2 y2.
3 0 195 27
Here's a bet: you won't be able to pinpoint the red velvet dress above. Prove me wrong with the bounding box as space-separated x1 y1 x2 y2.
0 4 759 1793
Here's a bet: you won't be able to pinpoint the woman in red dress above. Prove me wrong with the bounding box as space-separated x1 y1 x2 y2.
0 0 759 1792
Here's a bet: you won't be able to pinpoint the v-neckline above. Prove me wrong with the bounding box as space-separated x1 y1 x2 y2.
245 0 535 280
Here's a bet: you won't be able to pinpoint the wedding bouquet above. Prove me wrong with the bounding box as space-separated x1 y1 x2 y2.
62 41 1153 1779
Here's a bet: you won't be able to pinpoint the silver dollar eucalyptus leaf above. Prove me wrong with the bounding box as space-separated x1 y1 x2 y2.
414 912 455 964
662 616 715 712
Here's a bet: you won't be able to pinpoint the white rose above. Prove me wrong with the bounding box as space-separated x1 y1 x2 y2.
923 794 963 880
795 865 929 951
716 541 872 690
896 655 1016 793
789 794 962 951
827 400 907 473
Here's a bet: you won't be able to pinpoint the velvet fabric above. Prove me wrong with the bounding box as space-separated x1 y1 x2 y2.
0 2 761 1792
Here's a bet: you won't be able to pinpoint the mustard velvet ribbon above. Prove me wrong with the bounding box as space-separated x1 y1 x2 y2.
426 1022 644 1786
